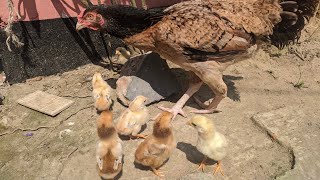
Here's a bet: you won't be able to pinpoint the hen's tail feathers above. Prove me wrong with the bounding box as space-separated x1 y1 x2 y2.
269 0 319 48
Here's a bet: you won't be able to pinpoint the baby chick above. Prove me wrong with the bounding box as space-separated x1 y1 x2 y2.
96 110 123 179
92 72 113 112
187 115 228 176
134 111 176 178
116 95 149 139
115 47 131 64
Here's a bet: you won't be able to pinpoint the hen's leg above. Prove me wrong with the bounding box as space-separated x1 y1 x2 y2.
157 76 203 119
191 70 227 114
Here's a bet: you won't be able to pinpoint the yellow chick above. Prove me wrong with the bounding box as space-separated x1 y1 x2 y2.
92 72 113 112
187 115 228 176
134 111 176 178
96 110 123 179
116 95 149 139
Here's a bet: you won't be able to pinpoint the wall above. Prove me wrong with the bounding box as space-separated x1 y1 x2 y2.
0 0 186 22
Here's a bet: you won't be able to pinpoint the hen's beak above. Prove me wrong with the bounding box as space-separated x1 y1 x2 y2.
76 22 85 31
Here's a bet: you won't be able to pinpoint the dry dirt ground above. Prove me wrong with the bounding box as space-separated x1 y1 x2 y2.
1 19 320 180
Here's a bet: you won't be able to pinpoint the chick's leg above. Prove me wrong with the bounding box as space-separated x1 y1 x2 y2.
198 156 207 172
191 70 226 114
213 160 224 176
158 73 203 118
130 134 148 139
151 167 165 178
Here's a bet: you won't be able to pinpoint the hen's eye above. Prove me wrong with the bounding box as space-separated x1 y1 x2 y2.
86 14 94 20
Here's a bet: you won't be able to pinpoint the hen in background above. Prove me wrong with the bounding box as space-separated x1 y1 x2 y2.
92 72 113 112
187 115 228 175
77 0 319 118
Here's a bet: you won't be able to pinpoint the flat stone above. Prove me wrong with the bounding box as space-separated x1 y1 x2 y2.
116 52 180 105
252 107 320 179
17 91 74 116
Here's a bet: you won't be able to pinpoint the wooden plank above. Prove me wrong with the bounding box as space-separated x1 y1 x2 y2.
17 91 74 116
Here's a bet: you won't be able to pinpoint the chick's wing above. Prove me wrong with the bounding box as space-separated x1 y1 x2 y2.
143 143 167 157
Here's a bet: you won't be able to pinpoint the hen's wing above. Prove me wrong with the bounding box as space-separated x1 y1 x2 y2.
158 0 282 61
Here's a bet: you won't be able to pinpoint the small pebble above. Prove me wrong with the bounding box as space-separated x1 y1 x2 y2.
25 132 34 137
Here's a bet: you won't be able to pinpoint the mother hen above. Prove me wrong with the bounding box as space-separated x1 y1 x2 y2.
76 0 318 118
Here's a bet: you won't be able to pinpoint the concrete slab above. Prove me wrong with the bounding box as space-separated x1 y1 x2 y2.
17 91 74 116
252 107 320 180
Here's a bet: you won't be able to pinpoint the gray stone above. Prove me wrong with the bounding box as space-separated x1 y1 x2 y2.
116 52 180 105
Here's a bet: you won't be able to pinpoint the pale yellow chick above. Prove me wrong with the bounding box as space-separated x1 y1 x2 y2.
92 72 113 112
187 115 228 176
134 111 176 178
116 95 149 139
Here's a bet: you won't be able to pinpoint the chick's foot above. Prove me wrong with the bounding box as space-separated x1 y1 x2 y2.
130 134 148 139
213 161 224 176
151 167 165 178
190 95 223 114
197 156 208 172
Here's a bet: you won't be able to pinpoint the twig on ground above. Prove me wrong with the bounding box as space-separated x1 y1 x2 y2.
66 147 78 159
289 48 305 61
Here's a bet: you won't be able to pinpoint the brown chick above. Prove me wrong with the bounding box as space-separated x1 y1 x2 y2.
116 95 149 139
134 111 176 178
96 110 123 179
92 72 113 112
187 115 228 176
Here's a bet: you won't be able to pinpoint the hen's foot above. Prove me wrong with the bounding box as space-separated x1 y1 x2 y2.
213 161 224 176
191 109 221 114
191 96 223 114
198 156 207 172
157 105 186 119
151 167 165 178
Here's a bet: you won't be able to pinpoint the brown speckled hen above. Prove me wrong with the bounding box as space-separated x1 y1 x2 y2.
76 0 319 118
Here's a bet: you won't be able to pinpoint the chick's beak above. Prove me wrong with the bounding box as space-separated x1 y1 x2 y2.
115 50 121 55
76 22 86 31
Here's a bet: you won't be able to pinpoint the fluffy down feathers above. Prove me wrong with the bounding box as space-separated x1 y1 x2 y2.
188 115 228 161
116 95 149 137
92 73 113 112
134 111 176 172
96 111 123 179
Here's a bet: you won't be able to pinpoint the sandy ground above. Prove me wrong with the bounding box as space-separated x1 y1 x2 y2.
0 19 320 180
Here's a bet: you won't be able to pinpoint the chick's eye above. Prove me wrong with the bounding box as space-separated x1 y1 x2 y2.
191 123 196 126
